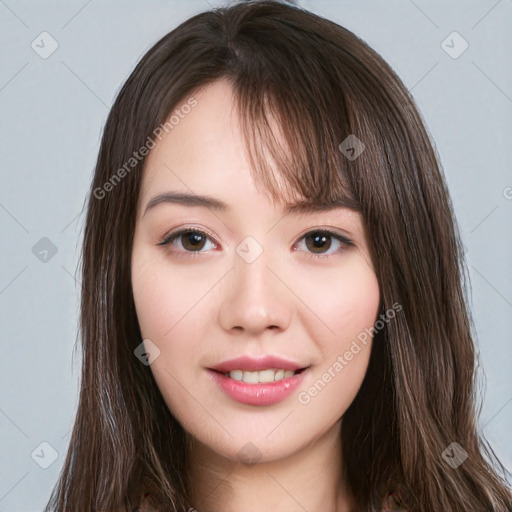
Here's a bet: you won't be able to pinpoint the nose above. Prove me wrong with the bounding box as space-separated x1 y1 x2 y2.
217 249 294 336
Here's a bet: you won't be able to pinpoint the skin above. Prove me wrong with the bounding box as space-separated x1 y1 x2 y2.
131 78 381 512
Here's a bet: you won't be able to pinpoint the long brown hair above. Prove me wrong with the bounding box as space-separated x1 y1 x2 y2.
45 1 512 510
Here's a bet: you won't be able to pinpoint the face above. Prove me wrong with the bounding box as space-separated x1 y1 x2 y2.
131 78 381 464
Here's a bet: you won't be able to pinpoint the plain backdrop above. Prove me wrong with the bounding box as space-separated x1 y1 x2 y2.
0 1 511 510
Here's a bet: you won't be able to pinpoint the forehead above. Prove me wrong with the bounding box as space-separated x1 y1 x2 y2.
138 78 360 218
140 80 254 196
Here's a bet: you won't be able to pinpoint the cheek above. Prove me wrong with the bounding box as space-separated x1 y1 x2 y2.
131 248 210 422
293 254 381 349
291 255 380 408
131 245 214 342
131 256 174 341
131 245 220 391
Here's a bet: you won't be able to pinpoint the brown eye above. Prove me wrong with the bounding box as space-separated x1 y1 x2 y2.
296 229 353 258
180 231 207 251
157 228 217 254
304 231 333 254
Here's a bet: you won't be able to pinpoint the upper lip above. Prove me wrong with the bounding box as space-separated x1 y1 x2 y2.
209 355 308 373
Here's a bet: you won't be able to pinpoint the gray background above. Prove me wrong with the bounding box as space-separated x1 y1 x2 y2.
1 0 511 510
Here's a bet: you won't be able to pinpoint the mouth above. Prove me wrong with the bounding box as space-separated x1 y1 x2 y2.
211 367 308 384
207 366 309 406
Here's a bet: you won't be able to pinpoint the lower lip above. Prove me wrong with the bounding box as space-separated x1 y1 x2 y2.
207 369 307 406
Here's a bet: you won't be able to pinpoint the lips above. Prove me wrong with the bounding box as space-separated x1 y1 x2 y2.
206 355 310 406
207 367 308 406
209 355 308 373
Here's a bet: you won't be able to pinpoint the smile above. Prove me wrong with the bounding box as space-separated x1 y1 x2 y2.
207 367 308 406
224 368 303 383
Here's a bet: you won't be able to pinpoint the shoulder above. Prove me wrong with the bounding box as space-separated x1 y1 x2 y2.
133 492 162 512
382 491 409 511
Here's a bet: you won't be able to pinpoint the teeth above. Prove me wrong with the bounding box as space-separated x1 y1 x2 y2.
226 368 298 383
275 369 284 381
258 369 275 383
229 369 243 381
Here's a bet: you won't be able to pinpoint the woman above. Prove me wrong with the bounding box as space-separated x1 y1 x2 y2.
45 1 512 511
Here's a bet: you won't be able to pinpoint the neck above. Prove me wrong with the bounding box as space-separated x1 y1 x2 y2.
187 420 355 512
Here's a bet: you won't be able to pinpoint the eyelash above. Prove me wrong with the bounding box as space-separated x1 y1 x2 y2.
156 227 353 260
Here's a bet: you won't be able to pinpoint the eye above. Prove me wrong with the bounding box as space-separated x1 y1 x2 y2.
294 229 353 258
157 228 217 256
157 227 353 259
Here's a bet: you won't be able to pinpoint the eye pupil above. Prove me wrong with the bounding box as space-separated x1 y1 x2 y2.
306 231 332 253
182 231 206 251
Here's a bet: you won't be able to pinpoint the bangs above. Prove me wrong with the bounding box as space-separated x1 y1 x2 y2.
224 35 365 213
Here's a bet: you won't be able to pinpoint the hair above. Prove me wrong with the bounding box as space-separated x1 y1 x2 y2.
45 1 512 511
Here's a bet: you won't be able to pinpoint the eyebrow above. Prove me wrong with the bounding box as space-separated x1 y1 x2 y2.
143 191 361 217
